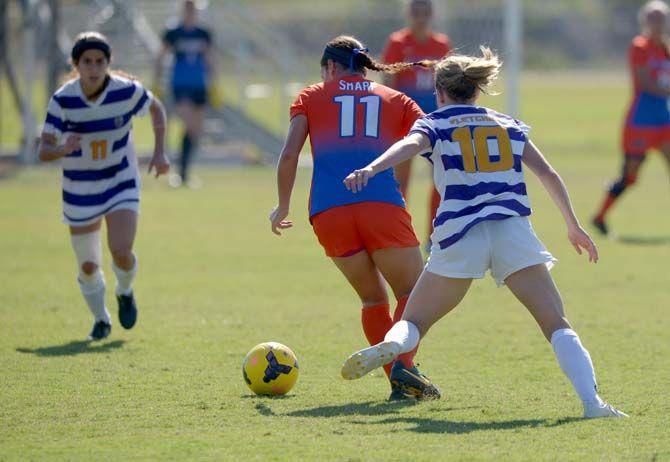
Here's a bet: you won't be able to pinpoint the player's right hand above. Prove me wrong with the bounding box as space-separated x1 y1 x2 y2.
62 135 82 155
269 206 293 236
343 167 374 193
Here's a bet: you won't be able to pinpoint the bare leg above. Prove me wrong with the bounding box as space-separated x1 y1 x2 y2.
402 270 472 336
504 264 570 342
370 246 423 300
331 251 388 306
105 209 138 270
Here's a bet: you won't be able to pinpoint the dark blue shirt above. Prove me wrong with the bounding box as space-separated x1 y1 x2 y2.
163 25 212 89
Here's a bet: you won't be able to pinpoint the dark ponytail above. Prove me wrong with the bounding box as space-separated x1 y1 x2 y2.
321 35 437 75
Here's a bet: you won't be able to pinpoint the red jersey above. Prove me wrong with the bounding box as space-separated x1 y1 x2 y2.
290 75 424 216
381 28 451 112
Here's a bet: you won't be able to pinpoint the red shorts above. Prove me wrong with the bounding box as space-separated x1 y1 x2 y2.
622 124 670 155
311 202 420 258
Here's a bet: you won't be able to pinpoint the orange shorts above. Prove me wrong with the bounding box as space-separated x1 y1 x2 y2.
622 124 670 156
311 202 420 258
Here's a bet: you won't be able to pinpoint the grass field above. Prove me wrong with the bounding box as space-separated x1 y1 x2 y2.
2 75 670 461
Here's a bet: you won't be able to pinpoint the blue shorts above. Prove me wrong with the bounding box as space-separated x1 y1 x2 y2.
172 87 207 106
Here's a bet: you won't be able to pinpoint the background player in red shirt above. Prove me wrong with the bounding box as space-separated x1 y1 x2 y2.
594 1 670 234
381 0 451 246
270 35 439 400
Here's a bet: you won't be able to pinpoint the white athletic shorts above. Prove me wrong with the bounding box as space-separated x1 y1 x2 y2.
426 216 557 286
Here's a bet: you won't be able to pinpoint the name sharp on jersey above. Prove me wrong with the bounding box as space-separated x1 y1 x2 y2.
339 80 375 91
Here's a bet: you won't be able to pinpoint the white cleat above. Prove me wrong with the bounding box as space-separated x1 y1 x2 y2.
583 401 629 419
341 341 401 380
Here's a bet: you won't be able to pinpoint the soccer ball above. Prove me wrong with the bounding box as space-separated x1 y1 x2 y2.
242 342 299 396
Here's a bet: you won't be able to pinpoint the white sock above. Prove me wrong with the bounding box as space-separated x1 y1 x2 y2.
383 320 420 354
78 270 111 324
551 328 603 406
112 256 137 296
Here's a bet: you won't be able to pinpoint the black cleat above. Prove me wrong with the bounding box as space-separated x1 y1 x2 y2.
592 217 608 236
388 381 413 401
87 321 111 341
117 292 137 329
390 361 441 400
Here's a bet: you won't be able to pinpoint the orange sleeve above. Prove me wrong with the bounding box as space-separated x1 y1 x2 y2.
629 41 648 69
290 87 312 120
401 95 426 134
381 37 403 64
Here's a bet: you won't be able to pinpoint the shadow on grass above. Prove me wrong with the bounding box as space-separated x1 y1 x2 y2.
616 235 670 246
348 415 582 434
280 401 582 434
286 400 425 418
16 340 125 357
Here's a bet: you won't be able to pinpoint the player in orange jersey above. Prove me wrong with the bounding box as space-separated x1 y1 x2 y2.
270 35 440 400
382 0 451 247
594 0 670 235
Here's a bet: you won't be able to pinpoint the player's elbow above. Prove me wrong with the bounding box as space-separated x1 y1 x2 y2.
538 166 561 184
278 147 301 163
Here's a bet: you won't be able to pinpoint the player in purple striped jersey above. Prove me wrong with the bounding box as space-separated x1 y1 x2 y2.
38 32 170 340
340 48 627 418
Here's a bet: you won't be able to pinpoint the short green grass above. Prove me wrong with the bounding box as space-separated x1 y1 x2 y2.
1 74 670 461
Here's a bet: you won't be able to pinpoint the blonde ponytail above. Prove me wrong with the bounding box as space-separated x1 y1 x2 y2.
434 46 502 102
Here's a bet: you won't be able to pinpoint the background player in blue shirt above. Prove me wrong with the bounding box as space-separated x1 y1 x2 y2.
154 0 219 187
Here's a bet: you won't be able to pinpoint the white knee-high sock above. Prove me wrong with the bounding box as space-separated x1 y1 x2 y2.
384 320 420 354
112 256 137 296
551 328 603 405
79 270 110 324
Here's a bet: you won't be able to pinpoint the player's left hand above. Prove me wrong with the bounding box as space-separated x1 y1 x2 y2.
344 167 374 193
270 206 293 236
568 225 598 263
148 151 170 178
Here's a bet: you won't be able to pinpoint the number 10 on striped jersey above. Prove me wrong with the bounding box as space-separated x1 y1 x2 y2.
452 126 514 173
334 95 381 138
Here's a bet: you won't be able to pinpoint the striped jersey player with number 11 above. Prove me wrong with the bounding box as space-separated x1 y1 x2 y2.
39 32 170 341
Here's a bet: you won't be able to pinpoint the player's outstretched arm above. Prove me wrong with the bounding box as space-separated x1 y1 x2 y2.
270 115 309 236
522 140 598 263
148 97 170 178
343 131 430 193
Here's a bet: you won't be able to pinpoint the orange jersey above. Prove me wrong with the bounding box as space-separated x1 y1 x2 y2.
381 28 451 111
629 35 670 94
623 35 670 154
290 75 424 216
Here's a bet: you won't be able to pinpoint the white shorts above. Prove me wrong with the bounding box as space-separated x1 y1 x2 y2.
426 216 556 286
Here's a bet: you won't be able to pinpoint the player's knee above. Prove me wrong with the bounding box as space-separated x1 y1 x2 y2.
111 248 133 269
71 230 102 277
609 176 633 197
80 261 98 275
